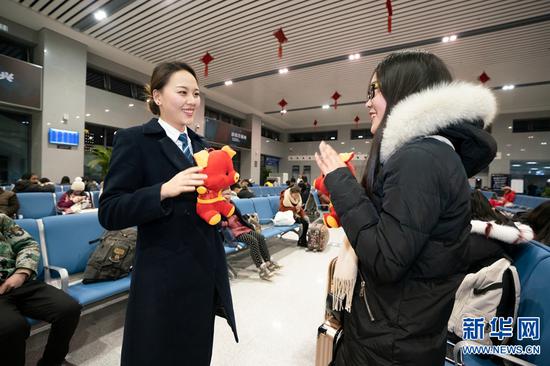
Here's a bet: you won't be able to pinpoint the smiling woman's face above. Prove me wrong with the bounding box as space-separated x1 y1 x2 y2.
153 70 200 131
365 73 387 134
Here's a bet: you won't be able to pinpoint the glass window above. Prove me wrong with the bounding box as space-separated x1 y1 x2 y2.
0 111 31 184
350 128 373 140
288 130 338 142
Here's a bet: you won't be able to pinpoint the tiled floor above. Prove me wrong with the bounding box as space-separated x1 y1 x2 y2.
26 228 344 366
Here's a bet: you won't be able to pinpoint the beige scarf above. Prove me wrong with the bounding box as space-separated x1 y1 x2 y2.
283 188 302 210
332 236 358 312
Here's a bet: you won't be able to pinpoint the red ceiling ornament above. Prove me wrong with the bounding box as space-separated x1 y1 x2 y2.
273 27 288 59
354 115 360 127
386 0 393 33
200 52 214 77
331 91 341 109
278 98 288 114
478 71 490 84
313 119 318 128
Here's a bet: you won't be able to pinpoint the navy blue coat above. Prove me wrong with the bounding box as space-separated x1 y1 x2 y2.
99 118 237 366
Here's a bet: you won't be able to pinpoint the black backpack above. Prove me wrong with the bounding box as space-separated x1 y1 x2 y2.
82 228 137 284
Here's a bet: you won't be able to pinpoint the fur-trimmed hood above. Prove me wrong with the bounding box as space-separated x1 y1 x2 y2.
471 220 534 244
380 82 498 177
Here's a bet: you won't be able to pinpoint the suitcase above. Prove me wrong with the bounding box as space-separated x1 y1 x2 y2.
315 317 342 366
307 222 329 252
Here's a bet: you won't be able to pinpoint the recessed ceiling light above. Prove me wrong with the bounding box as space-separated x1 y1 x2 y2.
449 35 458 41
105 109 110 112
527 161 538 164
128 103 134 107
508 126 512 129
322 104 330 109
358 135 363 138
341 142 345 145
502 84 515 90
512 164 521 167
520 148 525 151
278 68 288 74
47 122 51 126
330 136 336 140
348 53 360 60
86 113 91 117
506 153 511 156
266 140 269 143
544 166 550 169
442 36 450 43
224 80 233 86
528 135 534 139
94 10 107 21
75 115 80 119
541 142 548 145
280 109 287 115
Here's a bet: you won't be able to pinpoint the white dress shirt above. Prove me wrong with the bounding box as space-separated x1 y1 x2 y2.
157 118 194 155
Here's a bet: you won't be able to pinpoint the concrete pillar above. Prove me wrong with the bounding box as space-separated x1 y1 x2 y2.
34 29 87 182
242 114 261 183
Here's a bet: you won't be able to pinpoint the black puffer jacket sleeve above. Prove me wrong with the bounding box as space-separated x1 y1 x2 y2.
324 146 443 283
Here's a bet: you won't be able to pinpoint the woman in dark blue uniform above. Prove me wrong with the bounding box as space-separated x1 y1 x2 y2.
99 62 237 366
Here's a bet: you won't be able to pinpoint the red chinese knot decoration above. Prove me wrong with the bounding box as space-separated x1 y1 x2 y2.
478 71 490 84
386 0 393 33
200 52 214 77
273 28 288 59
331 91 341 109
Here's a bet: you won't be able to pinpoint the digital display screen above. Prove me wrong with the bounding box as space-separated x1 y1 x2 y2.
48 128 79 146
0 54 42 110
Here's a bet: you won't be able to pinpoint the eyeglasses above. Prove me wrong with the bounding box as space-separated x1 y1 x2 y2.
367 81 380 100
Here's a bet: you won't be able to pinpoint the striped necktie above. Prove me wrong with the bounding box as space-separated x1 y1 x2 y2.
178 133 194 163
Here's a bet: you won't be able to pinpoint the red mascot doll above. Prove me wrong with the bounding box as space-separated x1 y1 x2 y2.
193 145 240 225
313 152 356 228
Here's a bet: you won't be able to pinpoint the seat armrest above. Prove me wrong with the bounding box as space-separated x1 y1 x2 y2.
453 340 536 366
44 265 69 292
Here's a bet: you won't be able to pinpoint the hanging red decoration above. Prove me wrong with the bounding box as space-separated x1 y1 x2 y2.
478 71 490 84
273 28 288 59
331 91 341 109
200 52 214 77
354 116 360 127
313 119 318 128
278 98 288 114
386 0 393 33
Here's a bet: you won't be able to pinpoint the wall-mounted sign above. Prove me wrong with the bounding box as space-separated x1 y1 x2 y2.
204 117 251 149
48 128 79 147
0 54 42 110
491 174 510 191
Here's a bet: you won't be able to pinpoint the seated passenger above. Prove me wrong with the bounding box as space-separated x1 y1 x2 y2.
237 181 255 199
279 184 309 247
56 178 92 214
12 173 55 193
0 213 82 366
0 187 19 218
59 176 71 185
230 183 241 199
220 189 280 280
526 201 550 245
489 186 516 207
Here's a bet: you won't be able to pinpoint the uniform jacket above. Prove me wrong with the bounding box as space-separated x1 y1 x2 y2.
325 82 498 366
98 118 237 366
0 213 40 282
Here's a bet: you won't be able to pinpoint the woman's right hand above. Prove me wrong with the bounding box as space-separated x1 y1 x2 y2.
160 167 207 200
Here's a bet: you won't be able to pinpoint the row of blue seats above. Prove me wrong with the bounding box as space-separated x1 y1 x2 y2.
248 186 285 197
16 191 101 219
15 212 130 322
224 197 300 257
1 184 85 192
445 239 550 366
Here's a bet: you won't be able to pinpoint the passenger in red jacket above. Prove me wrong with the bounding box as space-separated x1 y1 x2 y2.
490 186 516 207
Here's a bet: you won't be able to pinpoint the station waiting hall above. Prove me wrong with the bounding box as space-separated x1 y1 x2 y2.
1 1 550 365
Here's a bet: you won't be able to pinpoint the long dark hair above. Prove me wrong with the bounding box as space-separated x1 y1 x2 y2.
470 190 514 225
526 201 550 244
362 51 453 198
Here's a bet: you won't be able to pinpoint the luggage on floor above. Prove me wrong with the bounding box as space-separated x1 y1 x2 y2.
315 318 342 366
307 222 329 252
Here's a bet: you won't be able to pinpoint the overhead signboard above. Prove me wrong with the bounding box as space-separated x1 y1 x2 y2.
204 117 251 149
0 54 42 110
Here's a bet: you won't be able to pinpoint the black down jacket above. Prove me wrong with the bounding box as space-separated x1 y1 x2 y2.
325 82 498 366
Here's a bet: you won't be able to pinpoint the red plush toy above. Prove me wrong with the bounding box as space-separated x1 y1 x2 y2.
313 152 356 228
193 145 240 225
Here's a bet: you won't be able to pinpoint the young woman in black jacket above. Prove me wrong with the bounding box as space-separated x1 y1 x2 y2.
315 50 498 366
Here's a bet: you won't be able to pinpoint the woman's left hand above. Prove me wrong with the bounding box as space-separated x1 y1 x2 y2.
315 141 346 175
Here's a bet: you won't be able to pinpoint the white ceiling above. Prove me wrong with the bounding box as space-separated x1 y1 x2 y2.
6 0 550 130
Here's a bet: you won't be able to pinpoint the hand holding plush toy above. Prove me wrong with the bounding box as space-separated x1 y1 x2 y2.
313 152 356 228
193 145 240 225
